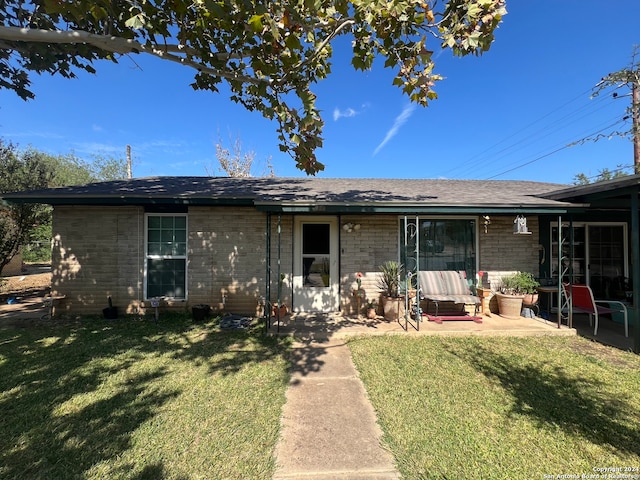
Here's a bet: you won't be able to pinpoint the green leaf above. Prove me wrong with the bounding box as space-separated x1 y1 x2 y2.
248 14 264 33
125 14 146 29
352 57 365 70
285 34 301 51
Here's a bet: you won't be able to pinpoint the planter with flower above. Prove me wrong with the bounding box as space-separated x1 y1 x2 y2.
496 272 539 319
271 273 289 318
353 272 365 297
352 272 366 316
475 271 492 315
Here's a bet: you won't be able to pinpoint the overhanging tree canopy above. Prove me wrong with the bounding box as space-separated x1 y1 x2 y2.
0 0 506 174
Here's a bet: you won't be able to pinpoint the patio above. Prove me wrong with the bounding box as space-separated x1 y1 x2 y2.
1 298 633 352
267 311 635 352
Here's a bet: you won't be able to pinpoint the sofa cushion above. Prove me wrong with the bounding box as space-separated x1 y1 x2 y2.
448 294 481 305
440 271 470 296
418 271 446 295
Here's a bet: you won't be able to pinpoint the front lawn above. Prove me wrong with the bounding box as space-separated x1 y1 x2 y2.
0 316 291 480
349 335 640 479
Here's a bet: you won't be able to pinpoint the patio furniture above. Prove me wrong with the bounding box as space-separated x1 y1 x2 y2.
418 271 481 323
562 283 628 337
537 285 559 327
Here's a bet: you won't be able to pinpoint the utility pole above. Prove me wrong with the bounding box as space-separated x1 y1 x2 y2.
633 81 639 174
126 144 133 179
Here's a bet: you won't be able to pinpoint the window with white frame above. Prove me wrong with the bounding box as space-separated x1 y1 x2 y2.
146 214 187 299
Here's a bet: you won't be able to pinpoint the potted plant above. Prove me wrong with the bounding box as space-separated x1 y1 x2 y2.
496 272 539 319
364 299 378 319
352 271 366 316
272 273 289 318
377 261 404 321
271 303 288 318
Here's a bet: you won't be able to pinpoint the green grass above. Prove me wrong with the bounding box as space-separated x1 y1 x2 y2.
0 315 291 480
6 316 639 480
349 335 640 479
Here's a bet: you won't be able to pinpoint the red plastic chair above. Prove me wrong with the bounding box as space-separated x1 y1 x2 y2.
562 283 628 337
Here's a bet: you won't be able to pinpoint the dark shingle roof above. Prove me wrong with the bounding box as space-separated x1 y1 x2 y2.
1 176 578 213
539 174 640 201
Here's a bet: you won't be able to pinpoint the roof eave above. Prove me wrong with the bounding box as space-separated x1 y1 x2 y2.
1 195 255 206
255 201 585 214
541 175 640 200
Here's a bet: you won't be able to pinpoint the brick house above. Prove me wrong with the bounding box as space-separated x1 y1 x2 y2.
2 176 639 320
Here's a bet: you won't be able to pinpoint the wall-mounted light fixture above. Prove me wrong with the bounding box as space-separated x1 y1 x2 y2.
482 215 491 234
343 222 361 233
513 214 532 235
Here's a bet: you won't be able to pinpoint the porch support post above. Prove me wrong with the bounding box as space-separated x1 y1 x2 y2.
265 213 271 334
276 214 282 333
557 215 563 329
402 215 420 331
403 215 409 330
631 190 640 354
415 215 420 329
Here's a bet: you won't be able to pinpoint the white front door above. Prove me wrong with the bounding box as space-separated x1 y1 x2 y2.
293 217 339 312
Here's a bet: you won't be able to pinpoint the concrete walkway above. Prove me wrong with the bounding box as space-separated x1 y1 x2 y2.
270 311 612 480
273 333 400 479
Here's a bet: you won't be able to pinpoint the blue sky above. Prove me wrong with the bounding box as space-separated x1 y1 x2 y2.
1 0 639 184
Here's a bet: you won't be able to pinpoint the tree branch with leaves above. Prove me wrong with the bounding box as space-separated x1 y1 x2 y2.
589 45 640 173
0 0 506 175
0 140 53 272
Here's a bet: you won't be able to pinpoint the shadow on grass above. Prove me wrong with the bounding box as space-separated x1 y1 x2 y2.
126 463 188 480
266 314 368 383
445 340 640 456
0 314 289 479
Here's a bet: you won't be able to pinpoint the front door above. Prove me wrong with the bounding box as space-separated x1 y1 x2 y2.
293 217 339 312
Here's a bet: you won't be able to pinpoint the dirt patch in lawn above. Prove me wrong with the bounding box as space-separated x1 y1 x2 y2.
0 264 52 303
569 338 637 369
0 264 70 328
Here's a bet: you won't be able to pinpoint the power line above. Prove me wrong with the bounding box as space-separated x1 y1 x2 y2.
580 164 635 182
484 145 569 180
482 118 628 179
446 87 605 177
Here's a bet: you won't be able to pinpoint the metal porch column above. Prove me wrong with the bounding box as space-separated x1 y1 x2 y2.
265 213 271 334
632 191 640 354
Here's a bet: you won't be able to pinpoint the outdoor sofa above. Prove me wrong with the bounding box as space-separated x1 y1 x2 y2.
417 270 481 322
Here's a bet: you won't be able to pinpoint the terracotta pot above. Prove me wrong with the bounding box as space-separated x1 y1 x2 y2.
382 296 404 321
271 304 288 318
496 293 524 319
522 293 539 306
367 308 377 319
